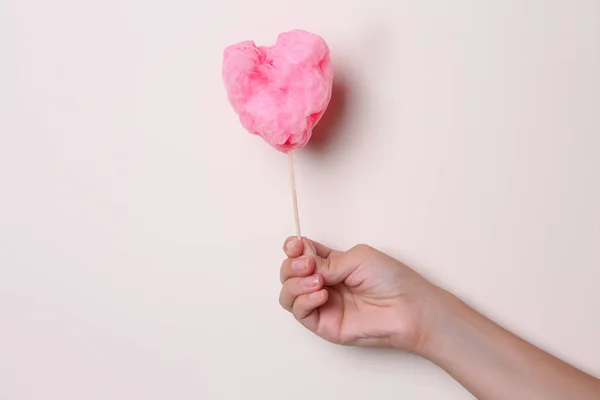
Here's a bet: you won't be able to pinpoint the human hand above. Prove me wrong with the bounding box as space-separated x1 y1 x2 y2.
280 238 600 399
279 237 440 353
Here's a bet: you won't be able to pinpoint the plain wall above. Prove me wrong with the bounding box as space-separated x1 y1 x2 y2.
1 0 599 398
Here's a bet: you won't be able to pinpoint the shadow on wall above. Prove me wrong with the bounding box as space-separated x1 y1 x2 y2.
307 74 351 154
306 24 393 156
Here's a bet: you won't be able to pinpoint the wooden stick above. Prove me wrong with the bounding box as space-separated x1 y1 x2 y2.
288 150 301 239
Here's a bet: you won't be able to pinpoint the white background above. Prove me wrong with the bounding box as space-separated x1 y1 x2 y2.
1 0 599 399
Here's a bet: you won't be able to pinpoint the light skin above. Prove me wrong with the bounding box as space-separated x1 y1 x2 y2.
279 237 600 400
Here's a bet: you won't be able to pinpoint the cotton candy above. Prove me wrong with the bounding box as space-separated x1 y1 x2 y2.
222 30 333 152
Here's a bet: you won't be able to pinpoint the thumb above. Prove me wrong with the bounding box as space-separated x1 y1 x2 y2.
301 238 358 286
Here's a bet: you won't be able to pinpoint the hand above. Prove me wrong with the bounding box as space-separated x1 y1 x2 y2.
279 238 600 399
279 237 439 353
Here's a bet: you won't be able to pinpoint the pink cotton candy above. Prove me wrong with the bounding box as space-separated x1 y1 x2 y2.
222 30 333 152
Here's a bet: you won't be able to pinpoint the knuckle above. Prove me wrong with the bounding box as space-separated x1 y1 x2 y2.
280 258 289 271
291 299 305 320
279 258 290 283
280 279 300 309
281 278 292 291
351 243 373 255
321 257 332 272
292 307 303 321
338 332 355 345
278 292 288 310
279 285 293 311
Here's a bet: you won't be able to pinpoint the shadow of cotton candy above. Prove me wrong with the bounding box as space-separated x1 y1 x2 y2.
307 75 350 153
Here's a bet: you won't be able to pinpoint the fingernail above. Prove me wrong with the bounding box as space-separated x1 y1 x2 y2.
292 257 308 271
309 290 324 300
301 276 320 289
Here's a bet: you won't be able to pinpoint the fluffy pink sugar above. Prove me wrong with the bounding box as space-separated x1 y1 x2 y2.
222 30 333 152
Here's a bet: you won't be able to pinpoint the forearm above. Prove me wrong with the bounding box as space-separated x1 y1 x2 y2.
421 289 600 400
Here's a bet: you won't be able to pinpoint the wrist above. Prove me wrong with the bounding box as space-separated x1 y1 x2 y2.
413 286 469 359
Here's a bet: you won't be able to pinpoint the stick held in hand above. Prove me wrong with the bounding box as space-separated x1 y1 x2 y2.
288 151 301 239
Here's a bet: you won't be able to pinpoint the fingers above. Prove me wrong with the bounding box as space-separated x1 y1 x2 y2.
291 289 328 332
279 274 323 311
302 238 333 259
279 236 338 333
281 237 362 287
308 248 360 286
283 237 304 258
283 237 334 259
280 255 315 283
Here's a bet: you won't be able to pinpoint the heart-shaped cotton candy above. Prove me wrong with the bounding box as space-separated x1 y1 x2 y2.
222 30 333 152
